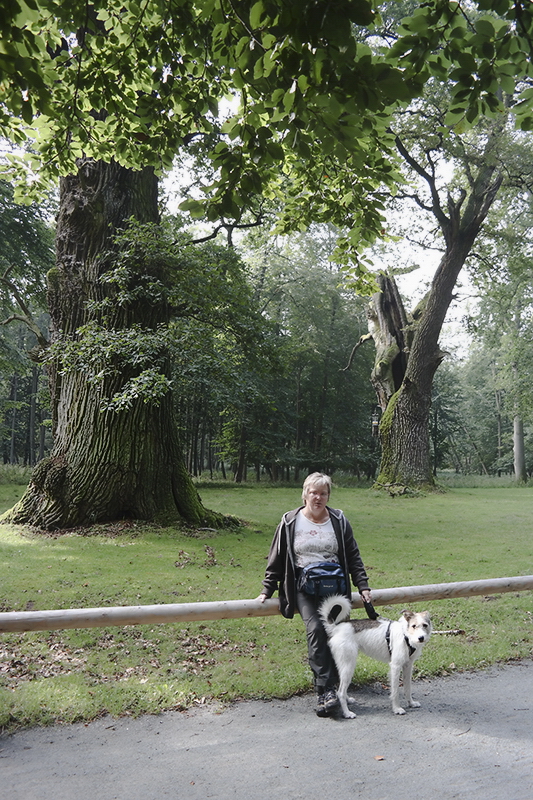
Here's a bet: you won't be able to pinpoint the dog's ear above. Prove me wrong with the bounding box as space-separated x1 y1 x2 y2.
402 609 414 621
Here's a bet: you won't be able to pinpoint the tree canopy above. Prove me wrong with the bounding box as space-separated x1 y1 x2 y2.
2 1 533 280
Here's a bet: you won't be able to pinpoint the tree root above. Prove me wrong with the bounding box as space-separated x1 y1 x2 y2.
373 481 422 497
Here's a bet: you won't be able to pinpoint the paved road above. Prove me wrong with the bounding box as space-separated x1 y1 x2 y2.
1 660 532 800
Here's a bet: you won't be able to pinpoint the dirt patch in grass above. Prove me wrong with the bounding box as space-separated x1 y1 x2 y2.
0 628 261 692
0 635 87 686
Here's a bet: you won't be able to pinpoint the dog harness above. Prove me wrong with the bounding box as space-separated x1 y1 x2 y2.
385 621 417 658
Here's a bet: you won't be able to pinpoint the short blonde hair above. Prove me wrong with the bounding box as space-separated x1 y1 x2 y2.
302 472 332 502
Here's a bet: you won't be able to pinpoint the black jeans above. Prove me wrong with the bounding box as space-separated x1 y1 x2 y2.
296 590 339 691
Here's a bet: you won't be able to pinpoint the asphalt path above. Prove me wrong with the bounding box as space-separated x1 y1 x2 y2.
1 660 532 800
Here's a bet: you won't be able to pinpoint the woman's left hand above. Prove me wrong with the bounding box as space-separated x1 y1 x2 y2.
360 589 372 604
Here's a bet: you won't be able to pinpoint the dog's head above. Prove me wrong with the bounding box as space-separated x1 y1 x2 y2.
401 609 432 647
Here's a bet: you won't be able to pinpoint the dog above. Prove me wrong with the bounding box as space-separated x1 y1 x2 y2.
319 594 432 717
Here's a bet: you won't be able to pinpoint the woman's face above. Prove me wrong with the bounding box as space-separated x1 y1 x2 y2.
304 484 330 515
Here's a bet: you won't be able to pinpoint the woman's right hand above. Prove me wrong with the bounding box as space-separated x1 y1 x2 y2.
257 593 268 603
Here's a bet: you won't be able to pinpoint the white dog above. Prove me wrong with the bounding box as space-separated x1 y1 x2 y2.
319 594 432 717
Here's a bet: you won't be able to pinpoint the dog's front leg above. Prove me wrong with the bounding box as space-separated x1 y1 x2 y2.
402 661 420 709
389 661 406 715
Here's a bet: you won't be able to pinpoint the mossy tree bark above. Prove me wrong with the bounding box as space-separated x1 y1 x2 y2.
6 159 217 529
369 274 438 487
371 140 504 489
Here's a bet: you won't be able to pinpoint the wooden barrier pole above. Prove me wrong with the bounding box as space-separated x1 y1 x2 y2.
363 574 533 606
0 575 532 633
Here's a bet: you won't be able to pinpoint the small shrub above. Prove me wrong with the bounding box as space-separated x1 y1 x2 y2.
0 465 33 485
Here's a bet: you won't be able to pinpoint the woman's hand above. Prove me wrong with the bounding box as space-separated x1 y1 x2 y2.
257 593 268 603
360 589 372 604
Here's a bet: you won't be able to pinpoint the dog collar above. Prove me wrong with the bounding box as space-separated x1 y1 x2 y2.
404 636 416 657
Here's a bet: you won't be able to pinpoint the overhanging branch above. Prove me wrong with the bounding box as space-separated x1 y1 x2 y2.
188 214 265 246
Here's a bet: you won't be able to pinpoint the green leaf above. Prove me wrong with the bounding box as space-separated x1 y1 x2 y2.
348 0 374 26
178 198 205 219
475 17 496 38
297 74 309 93
444 106 466 126
249 1 266 29
518 113 533 131
282 87 296 111
253 55 264 80
401 10 431 35
498 73 515 94
375 67 413 101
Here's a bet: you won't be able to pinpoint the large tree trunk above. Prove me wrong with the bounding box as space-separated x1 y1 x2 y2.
5 159 218 529
369 274 440 487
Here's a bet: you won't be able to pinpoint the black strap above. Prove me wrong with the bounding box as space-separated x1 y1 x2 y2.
363 599 379 620
405 635 416 657
385 624 416 657
385 621 392 654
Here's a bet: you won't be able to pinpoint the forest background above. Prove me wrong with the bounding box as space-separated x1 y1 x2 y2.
1 154 532 484
3 174 530 486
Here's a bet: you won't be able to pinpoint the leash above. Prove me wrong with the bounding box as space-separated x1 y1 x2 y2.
363 599 379 620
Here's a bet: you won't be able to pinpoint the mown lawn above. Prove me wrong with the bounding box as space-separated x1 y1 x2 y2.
0 482 532 732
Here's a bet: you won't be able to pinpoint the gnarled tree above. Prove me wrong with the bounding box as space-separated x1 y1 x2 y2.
370 114 507 487
6 160 216 527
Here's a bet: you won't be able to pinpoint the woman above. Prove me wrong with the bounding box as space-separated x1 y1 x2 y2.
258 472 372 716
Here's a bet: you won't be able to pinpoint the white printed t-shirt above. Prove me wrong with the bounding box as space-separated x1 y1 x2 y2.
293 510 339 568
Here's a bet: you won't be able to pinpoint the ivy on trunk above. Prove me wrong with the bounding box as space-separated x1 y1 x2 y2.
5 160 219 529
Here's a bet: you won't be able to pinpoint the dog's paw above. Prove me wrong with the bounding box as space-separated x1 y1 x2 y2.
342 710 357 719
408 700 421 709
393 706 406 715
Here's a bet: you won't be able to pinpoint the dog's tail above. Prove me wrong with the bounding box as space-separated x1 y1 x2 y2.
319 594 352 637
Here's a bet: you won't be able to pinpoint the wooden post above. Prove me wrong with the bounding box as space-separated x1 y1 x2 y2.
0 575 532 633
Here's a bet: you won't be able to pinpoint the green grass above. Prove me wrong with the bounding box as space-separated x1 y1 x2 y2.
1 482 532 732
